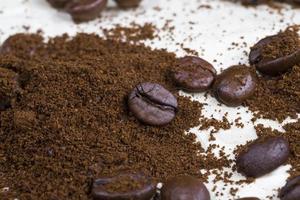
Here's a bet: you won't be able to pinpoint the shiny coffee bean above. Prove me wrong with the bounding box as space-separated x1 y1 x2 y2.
237 137 290 178
240 0 266 5
172 56 216 93
46 0 69 8
235 198 260 200
114 0 142 8
0 68 20 111
249 35 300 76
128 82 177 126
66 0 108 23
212 65 257 107
92 172 156 200
161 175 210 200
279 176 300 200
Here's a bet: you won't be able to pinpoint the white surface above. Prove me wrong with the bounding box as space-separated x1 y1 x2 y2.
0 0 299 199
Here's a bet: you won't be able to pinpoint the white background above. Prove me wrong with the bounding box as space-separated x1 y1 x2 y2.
0 0 299 199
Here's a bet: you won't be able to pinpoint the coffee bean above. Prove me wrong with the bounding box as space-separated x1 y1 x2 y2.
92 172 156 200
46 0 69 8
249 35 300 76
212 65 257 107
114 0 142 8
0 34 43 57
293 0 300 4
236 137 290 178
128 82 177 126
279 176 300 200
172 56 216 93
161 175 210 200
65 0 108 23
235 198 260 200
240 0 265 5
0 68 20 111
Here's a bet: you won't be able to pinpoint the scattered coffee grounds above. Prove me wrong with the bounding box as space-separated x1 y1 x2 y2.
199 116 231 138
103 23 157 43
245 65 300 122
253 121 300 179
0 33 229 200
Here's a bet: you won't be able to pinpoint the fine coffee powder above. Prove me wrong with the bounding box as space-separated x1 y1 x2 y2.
0 33 229 200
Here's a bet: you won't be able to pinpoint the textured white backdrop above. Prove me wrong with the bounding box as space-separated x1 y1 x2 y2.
0 0 299 199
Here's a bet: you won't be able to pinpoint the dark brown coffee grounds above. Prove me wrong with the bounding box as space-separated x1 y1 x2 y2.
245 65 300 122
103 23 157 43
0 33 229 200
258 26 300 61
199 116 231 141
199 116 231 133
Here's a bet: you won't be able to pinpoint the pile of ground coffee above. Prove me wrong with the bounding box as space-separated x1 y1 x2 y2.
245 65 300 122
0 33 229 200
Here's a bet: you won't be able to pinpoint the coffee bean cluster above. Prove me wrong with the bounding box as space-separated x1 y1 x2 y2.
47 0 142 22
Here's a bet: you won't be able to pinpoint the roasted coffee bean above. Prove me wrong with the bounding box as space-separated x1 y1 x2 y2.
279 176 300 200
235 198 260 200
0 33 43 57
240 0 266 5
249 35 300 76
237 137 290 178
128 82 177 126
0 68 20 111
65 0 108 23
46 0 69 8
161 175 210 200
212 65 257 107
293 0 300 4
114 0 142 8
92 172 156 200
172 56 216 93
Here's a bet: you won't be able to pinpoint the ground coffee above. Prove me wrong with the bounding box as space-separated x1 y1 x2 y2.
0 33 229 200
245 65 300 122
